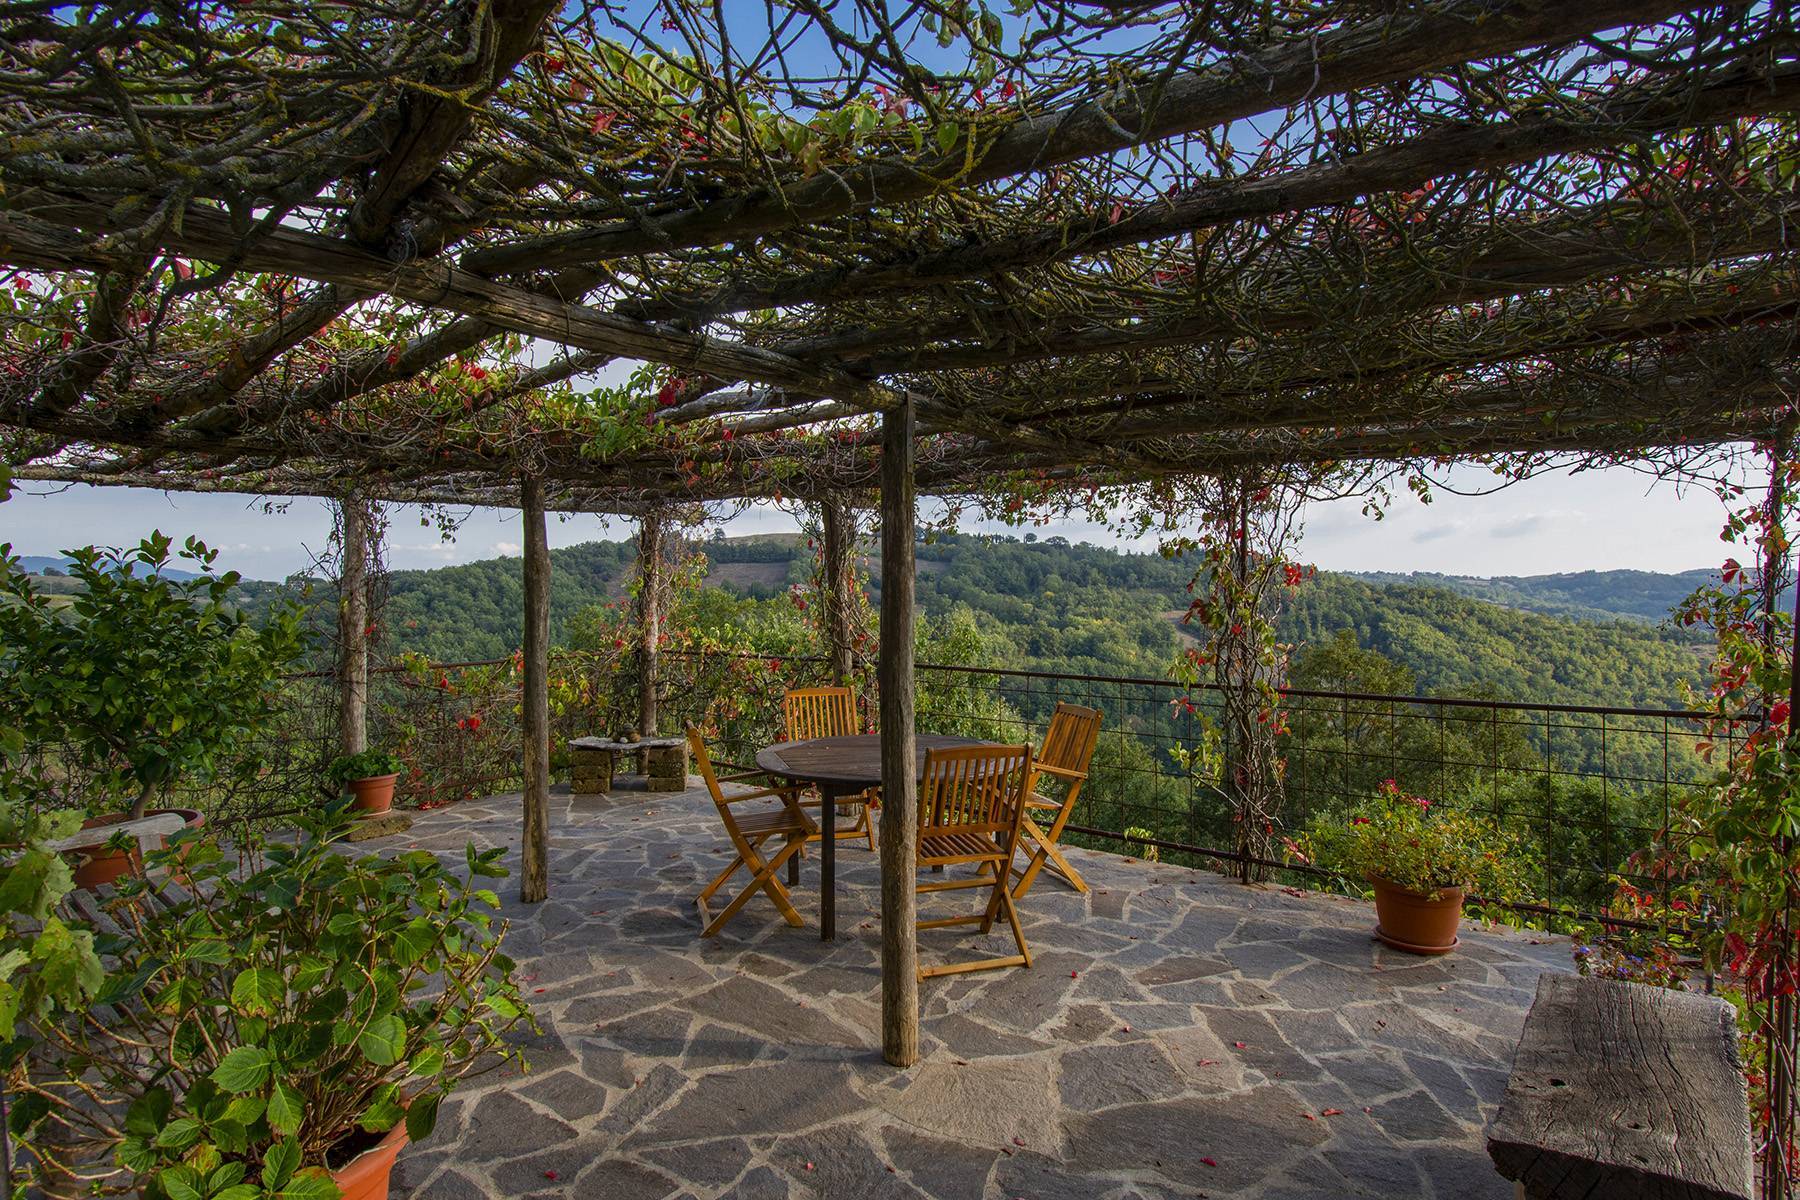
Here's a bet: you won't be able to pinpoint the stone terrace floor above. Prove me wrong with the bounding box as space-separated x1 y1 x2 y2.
361 780 1569 1200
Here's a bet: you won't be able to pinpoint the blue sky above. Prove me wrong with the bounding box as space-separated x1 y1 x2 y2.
0 463 1737 582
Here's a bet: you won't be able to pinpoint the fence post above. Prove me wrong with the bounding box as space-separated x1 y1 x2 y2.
878 396 919 1068
335 494 370 757
821 495 857 687
636 509 664 737
520 477 551 904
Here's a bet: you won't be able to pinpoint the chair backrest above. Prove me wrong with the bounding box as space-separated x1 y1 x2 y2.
918 744 1034 840
686 726 731 811
1039 702 1103 777
783 686 859 742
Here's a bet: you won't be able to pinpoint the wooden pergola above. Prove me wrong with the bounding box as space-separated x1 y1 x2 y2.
0 1 1796 1068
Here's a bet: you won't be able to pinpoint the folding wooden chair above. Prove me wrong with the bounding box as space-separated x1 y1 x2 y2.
916 743 1036 979
687 726 818 937
782 685 876 851
1010 702 1103 900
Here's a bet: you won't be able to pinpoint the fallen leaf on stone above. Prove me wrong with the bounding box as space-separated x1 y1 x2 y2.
1322 1108 1343 1116
1201 1157 1218 1168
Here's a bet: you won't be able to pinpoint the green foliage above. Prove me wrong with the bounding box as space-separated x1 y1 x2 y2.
0 536 304 818
13 806 530 1198
325 749 405 787
1290 780 1533 902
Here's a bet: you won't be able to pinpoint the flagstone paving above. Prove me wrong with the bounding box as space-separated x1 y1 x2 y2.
362 781 1569 1199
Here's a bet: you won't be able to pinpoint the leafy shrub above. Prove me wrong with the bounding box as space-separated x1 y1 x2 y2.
1289 779 1532 901
11 807 530 1198
0 536 302 818
325 749 406 787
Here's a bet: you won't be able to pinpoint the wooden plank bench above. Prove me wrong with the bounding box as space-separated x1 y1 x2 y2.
1487 973 1753 1200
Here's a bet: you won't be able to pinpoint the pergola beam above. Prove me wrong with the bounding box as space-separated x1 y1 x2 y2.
628 60 1800 324
462 0 1698 274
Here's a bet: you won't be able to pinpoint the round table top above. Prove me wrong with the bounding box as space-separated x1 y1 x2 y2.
756 733 990 789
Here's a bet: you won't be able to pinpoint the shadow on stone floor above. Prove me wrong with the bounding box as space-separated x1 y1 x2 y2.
364 782 1566 1200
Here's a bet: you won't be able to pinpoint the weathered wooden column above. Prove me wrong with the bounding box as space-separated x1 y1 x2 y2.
635 509 664 736
878 397 919 1067
335 494 370 757
821 495 857 686
520 477 551 904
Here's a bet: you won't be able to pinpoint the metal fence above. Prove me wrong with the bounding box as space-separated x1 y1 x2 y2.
127 650 1734 922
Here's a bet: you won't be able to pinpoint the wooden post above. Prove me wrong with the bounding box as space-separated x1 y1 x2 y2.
878 396 919 1068
636 509 664 737
822 495 856 686
335 495 370 757
520 477 551 904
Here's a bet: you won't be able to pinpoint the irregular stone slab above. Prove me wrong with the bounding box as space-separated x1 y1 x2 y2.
453 1091 579 1163
517 1069 607 1122
639 1137 755 1188
876 1053 1060 1152
680 975 868 1054
1057 1039 1185 1111
596 1063 691 1138
624 1062 862 1146
778 1123 928 1200
1063 1086 1331 1193
880 1126 1000 1199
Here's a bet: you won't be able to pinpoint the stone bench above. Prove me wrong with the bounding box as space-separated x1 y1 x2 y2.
568 736 688 794
1487 973 1753 1200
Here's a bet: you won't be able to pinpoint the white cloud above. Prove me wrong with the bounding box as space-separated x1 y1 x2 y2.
491 541 522 557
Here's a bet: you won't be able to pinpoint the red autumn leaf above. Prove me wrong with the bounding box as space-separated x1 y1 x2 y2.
1200 1157 1218 1168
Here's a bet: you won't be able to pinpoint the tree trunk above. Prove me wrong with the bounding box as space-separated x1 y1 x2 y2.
822 496 857 686
336 495 370 759
521 477 551 904
636 510 664 736
879 398 919 1068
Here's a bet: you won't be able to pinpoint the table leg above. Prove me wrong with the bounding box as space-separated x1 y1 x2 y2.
820 782 839 941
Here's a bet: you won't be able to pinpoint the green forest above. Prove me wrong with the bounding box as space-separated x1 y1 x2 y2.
20 530 1724 913
289 531 1709 715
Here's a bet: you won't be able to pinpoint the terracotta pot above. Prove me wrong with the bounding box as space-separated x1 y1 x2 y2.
1368 875 1464 955
347 773 400 815
329 1119 410 1200
70 809 209 889
69 814 141 889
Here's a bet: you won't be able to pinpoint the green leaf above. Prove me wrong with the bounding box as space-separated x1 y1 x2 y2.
276 1168 342 1200
231 966 285 1016
356 1013 406 1066
158 1166 205 1200
263 1137 301 1189
154 1116 203 1150
266 1081 304 1137
405 1090 442 1143
209 1045 273 1093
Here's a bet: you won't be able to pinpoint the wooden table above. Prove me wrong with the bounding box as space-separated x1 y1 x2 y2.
756 733 989 940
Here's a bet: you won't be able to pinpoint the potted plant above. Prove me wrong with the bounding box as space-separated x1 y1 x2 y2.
328 748 407 815
0 537 302 887
1288 779 1531 955
9 804 531 1199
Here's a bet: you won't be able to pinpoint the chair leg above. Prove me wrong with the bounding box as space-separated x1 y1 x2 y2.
999 884 1032 968
701 837 806 936
1011 813 1088 900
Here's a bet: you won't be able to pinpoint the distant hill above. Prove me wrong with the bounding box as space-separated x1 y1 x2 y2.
1346 568 1725 624
13 554 205 581
12 532 1726 710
